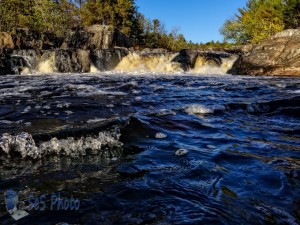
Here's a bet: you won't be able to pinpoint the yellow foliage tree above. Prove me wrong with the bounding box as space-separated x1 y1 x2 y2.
221 0 285 44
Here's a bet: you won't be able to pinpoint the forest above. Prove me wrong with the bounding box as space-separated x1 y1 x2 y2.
0 0 299 49
221 0 300 44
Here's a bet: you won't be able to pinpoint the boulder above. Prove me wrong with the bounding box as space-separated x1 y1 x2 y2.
38 49 91 73
61 25 132 50
230 29 300 76
90 48 128 71
172 49 198 71
172 49 234 71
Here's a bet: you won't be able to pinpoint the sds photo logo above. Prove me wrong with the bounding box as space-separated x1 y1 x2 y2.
4 189 80 221
4 190 29 221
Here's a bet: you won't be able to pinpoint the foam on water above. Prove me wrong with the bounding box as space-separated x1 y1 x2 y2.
191 55 238 75
184 104 225 115
0 128 123 159
114 52 183 73
63 84 127 97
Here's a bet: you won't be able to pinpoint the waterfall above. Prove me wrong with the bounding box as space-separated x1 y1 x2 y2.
0 50 41 75
114 52 183 73
114 50 238 74
191 54 238 74
2 48 238 75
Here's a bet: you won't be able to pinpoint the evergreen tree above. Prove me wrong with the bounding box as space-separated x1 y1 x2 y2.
80 0 138 35
283 0 300 28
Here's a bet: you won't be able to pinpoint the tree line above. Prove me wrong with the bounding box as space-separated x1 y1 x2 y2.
1 0 296 50
221 0 300 44
0 0 179 50
0 0 237 50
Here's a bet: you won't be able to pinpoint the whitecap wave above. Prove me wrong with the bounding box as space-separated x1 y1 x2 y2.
0 128 123 159
184 104 225 115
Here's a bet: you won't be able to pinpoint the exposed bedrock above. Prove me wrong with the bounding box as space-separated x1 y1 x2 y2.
230 29 300 76
0 25 131 74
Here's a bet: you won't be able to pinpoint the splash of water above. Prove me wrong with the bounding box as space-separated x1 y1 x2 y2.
114 52 183 73
0 128 123 159
37 51 55 73
191 55 238 74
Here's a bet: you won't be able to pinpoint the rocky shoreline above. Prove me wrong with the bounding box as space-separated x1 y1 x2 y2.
1 26 299 76
229 29 300 76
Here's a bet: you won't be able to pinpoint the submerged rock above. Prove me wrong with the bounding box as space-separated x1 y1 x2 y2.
155 132 167 139
230 29 300 76
175 149 189 156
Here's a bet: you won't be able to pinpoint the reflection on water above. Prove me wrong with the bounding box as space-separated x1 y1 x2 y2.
0 73 299 224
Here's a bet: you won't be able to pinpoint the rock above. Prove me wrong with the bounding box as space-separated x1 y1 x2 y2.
0 32 14 49
155 132 167 139
76 49 91 73
0 25 132 74
90 48 128 71
229 29 300 76
38 49 90 73
172 49 234 71
172 49 198 71
140 48 170 55
175 149 189 156
12 28 63 50
62 25 132 50
12 49 42 71
0 49 31 75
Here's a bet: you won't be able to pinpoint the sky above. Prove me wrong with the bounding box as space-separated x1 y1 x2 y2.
135 0 248 43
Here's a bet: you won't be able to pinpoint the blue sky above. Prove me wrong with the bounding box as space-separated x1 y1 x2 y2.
135 0 248 43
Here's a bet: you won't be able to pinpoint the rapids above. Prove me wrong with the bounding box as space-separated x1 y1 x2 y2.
0 72 299 224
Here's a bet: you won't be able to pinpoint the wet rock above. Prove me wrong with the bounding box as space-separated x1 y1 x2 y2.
155 132 167 139
38 49 91 73
172 49 198 71
0 25 132 74
229 29 300 76
172 49 235 71
0 53 30 75
90 48 128 71
175 149 189 156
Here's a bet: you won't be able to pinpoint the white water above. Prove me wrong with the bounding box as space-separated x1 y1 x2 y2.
114 52 183 73
0 129 122 159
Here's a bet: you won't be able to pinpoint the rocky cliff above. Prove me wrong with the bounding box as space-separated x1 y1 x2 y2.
0 25 131 75
230 29 300 76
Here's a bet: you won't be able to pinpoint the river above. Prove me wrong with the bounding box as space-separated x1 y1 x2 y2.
0 72 299 224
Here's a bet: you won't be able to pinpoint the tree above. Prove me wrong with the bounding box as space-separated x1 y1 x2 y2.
0 0 75 36
283 0 300 28
80 0 138 35
220 0 285 44
220 19 250 44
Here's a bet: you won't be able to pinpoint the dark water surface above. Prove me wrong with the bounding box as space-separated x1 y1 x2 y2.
0 73 300 224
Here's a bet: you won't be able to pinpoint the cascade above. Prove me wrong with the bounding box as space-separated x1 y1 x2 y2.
114 52 183 73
